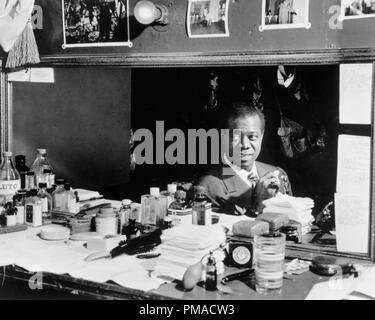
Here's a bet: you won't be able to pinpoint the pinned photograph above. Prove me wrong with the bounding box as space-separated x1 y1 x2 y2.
187 0 229 38
340 0 375 20
259 0 311 31
62 0 132 49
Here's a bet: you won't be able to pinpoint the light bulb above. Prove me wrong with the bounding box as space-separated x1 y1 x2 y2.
134 0 162 25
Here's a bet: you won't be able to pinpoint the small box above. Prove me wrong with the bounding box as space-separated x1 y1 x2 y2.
255 212 289 231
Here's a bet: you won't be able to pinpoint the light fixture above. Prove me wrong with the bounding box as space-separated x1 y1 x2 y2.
134 0 169 25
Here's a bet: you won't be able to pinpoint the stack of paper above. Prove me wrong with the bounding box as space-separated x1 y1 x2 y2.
153 224 226 281
262 195 314 234
74 189 103 202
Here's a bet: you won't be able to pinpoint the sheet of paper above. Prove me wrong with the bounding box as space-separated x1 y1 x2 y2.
7 69 31 82
30 68 55 83
336 135 371 195
334 193 369 253
352 266 375 299
339 64 372 125
305 276 359 300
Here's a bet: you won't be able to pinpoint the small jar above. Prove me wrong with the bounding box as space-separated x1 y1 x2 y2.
95 207 117 236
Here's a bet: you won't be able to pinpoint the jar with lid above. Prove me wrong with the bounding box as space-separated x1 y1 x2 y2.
26 171 36 190
95 206 118 236
168 190 192 227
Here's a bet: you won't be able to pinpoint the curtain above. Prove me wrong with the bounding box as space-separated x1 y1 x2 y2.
0 0 35 52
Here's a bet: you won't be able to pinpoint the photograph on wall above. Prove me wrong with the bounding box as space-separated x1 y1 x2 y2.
62 0 132 49
259 0 311 31
340 0 375 20
187 0 229 38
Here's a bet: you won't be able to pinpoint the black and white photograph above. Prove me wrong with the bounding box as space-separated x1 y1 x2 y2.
340 0 375 20
62 0 131 48
187 0 229 38
259 0 311 31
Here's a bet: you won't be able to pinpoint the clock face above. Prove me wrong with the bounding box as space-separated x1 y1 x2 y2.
232 245 251 265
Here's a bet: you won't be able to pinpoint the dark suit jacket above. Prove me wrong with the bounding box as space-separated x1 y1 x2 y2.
198 161 292 216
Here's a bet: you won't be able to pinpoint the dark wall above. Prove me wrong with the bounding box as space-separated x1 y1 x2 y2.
26 0 375 57
12 67 131 190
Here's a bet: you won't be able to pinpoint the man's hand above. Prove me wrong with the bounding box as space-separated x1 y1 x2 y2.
253 170 280 212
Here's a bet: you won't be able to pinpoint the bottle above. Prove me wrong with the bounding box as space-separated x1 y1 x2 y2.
191 186 212 226
31 148 53 188
43 169 55 188
37 183 52 221
26 171 36 190
13 191 27 224
167 190 192 227
15 155 30 190
61 183 79 213
141 187 166 227
25 189 43 227
205 251 217 291
118 199 132 234
52 178 65 211
161 184 177 209
0 152 21 211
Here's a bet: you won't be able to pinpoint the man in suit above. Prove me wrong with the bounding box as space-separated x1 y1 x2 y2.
198 101 292 216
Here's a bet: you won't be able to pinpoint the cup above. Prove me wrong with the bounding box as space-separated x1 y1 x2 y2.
254 232 286 295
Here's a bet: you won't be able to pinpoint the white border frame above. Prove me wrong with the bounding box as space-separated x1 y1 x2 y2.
61 0 132 49
259 0 311 32
187 0 230 39
339 0 375 21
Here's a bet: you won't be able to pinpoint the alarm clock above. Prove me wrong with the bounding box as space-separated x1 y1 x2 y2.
226 236 253 268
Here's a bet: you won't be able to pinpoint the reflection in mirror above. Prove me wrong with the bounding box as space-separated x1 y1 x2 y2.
8 64 372 259
130 65 371 258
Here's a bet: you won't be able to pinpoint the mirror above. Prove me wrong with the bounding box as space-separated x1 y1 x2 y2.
2 62 374 261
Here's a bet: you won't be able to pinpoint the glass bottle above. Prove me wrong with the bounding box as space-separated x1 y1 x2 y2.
52 178 65 211
161 184 177 210
25 189 43 227
61 182 78 213
0 151 21 209
43 169 55 188
26 171 36 190
31 149 53 188
37 183 52 219
13 191 27 224
205 251 218 291
167 190 192 227
141 187 166 227
191 186 212 226
118 199 132 234
15 155 30 190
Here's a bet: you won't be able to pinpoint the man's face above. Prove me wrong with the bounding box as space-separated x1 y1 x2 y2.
228 114 264 171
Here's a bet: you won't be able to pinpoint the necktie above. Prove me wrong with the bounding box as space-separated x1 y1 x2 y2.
248 172 259 189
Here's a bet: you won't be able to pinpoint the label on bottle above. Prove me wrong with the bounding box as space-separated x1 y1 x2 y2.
0 179 21 196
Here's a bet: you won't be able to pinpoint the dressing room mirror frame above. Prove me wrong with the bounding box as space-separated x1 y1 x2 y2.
1 48 375 262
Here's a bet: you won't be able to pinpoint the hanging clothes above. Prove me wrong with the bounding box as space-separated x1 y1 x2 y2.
0 0 35 52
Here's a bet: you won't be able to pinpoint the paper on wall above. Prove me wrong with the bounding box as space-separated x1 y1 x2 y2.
335 135 371 254
336 135 371 195
334 193 369 254
339 64 372 125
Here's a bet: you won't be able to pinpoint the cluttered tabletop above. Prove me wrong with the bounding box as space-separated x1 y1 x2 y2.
1 200 374 300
